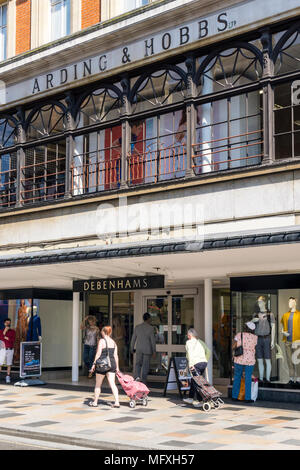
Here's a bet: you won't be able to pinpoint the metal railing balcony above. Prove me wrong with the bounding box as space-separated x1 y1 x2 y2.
127 143 187 185
192 130 264 174
71 150 122 195
21 157 66 205
0 168 17 208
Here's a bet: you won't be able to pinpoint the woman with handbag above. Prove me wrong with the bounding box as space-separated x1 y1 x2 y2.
88 326 120 408
232 321 258 403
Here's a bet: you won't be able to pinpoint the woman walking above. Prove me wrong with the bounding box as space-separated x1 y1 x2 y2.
183 328 208 408
232 321 258 403
81 315 100 378
88 326 120 408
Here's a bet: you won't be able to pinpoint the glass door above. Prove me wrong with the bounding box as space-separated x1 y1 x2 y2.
145 294 195 377
112 292 134 371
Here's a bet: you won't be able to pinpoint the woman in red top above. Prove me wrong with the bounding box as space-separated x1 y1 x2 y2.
0 318 16 384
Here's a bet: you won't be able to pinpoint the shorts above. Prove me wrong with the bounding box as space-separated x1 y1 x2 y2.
256 336 271 360
0 348 14 366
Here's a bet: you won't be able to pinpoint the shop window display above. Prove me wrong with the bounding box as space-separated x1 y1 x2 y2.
232 284 300 387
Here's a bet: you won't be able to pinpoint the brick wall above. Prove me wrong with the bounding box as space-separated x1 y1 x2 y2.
16 0 31 55
81 0 101 29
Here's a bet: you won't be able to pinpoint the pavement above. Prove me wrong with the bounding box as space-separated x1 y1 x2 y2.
0 382 299 450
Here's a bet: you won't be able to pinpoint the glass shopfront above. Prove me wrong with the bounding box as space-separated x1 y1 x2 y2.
231 275 300 388
145 293 195 376
0 289 74 370
213 288 231 380
85 291 134 372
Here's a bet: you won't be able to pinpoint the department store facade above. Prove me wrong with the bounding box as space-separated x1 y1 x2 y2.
0 0 300 400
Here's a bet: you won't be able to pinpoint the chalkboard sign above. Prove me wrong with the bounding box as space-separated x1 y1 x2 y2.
20 342 42 378
163 356 191 399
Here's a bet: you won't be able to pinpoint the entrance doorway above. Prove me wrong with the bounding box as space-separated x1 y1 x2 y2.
86 292 134 372
144 293 196 377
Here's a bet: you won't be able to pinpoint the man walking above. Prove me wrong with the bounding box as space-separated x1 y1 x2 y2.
130 312 156 384
0 318 16 383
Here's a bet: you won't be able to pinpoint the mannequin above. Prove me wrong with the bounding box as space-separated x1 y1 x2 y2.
281 297 300 384
252 295 275 382
14 300 29 363
26 306 42 342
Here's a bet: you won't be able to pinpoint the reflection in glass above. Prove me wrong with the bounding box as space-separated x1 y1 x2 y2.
171 297 194 345
112 292 134 371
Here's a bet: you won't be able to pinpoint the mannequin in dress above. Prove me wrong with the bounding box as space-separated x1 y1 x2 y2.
14 300 29 363
252 295 275 382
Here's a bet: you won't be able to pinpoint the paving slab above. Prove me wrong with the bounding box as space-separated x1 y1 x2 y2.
0 384 296 449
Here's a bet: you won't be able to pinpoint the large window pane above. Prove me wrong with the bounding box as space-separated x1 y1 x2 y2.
0 152 17 209
112 292 134 371
128 111 186 185
72 125 122 195
51 0 70 40
171 297 194 345
22 141 66 204
194 91 262 173
0 4 7 61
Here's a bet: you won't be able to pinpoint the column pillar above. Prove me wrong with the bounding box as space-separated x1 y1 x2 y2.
72 292 80 382
204 278 213 384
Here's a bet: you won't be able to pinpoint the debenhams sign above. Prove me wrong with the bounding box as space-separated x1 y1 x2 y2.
73 275 165 292
27 0 299 97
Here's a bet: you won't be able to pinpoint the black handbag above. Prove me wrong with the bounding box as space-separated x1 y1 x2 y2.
234 333 244 357
95 338 112 374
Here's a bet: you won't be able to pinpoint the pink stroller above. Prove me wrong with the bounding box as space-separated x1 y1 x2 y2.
117 371 150 408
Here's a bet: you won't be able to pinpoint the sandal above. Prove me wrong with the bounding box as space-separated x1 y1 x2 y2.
111 403 120 408
88 401 98 407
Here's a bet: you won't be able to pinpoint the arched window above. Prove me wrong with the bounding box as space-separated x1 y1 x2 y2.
72 85 123 195
75 85 122 129
273 24 300 75
130 66 187 114
196 44 263 95
0 116 18 149
25 101 67 141
0 116 18 209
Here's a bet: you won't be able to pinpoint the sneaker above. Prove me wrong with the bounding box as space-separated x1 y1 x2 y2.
134 377 141 382
5 376 10 384
182 398 194 405
193 401 202 408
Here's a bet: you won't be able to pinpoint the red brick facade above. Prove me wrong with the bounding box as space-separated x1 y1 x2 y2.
16 0 31 55
81 0 101 29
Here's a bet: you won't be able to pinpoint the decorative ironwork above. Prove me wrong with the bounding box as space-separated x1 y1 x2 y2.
130 66 188 112
272 22 300 75
25 101 68 141
0 116 18 149
75 85 122 128
195 43 263 95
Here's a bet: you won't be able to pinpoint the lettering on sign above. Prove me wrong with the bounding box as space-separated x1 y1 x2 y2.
73 275 163 292
31 11 231 95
